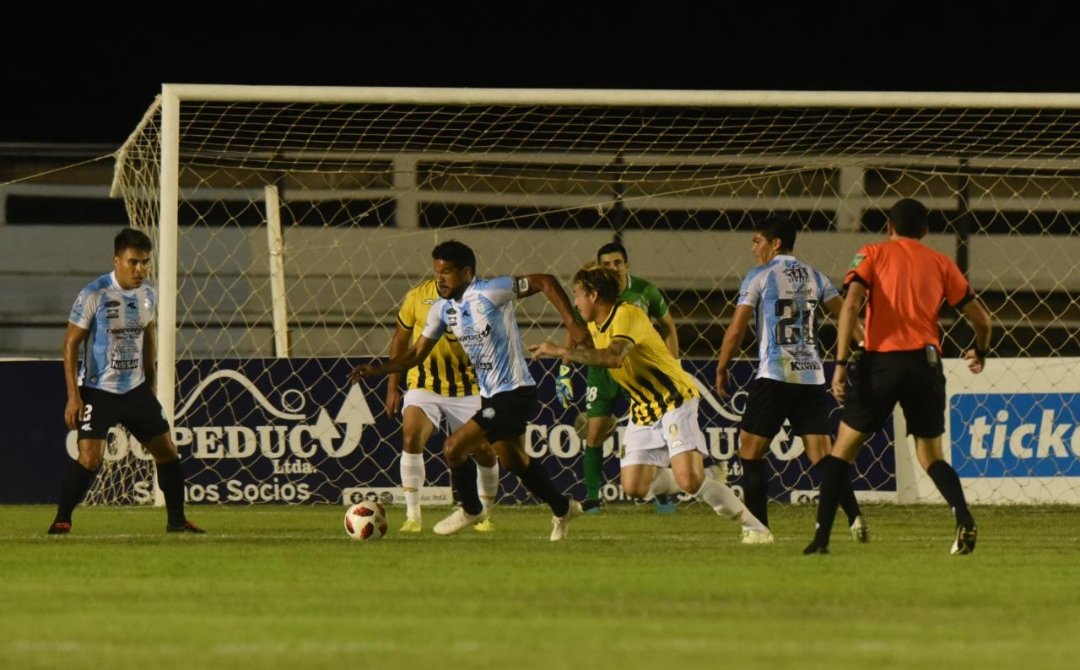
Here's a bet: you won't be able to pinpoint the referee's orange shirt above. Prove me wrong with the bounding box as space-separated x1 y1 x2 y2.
844 238 974 352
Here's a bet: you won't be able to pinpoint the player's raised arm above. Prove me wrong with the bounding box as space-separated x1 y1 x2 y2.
515 273 592 348
529 338 631 369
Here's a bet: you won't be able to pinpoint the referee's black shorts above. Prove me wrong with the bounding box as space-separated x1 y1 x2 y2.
842 349 946 438
739 377 831 438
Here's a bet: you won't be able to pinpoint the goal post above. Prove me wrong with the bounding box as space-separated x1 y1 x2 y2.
105 84 1080 507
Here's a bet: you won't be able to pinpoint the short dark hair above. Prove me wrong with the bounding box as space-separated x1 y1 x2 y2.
431 240 476 273
753 215 797 252
596 241 628 263
573 266 621 302
887 198 929 238
114 228 152 255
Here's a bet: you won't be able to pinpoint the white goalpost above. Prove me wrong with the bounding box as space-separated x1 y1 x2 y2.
104 84 1080 507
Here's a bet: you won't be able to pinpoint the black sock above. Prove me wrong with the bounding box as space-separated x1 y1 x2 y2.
54 461 98 524
451 459 483 515
812 455 849 547
518 458 569 517
926 460 974 527
156 458 188 526
837 467 862 526
812 458 864 525
811 458 861 525
740 457 769 528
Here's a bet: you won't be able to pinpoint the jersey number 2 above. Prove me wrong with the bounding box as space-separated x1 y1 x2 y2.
773 299 817 346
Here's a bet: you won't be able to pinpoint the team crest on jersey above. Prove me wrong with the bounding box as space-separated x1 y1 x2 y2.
849 254 865 269
668 424 679 437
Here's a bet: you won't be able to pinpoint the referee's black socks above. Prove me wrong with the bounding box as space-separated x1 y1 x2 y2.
926 460 974 527
812 455 850 546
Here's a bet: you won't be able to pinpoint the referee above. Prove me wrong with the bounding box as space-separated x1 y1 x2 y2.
804 199 991 555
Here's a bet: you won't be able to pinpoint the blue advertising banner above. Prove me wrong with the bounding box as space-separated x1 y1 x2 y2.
950 392 1080 477
1 357 896 505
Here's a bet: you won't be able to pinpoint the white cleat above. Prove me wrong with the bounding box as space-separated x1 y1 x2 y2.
850 515 870 543
741 528 775 545
433 507 488 536
550 500 583 542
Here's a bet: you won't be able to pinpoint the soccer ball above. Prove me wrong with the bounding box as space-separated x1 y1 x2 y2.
344 500 388 541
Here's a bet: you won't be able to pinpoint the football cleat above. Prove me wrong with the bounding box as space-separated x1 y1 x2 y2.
474 518 495 533
398 517 422 533
741 528 775 545
850 515 870 543
653 494 677 515
950 523 978 556
550 500 583 542
166 520 206 534
582 499 604 514
46 521 71 535
802 541 830 555
433 507 488 536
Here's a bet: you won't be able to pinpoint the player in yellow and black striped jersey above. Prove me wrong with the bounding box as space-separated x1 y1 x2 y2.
588 300 697 427
384 279 497 533
396 279 480 398
528 267 768 542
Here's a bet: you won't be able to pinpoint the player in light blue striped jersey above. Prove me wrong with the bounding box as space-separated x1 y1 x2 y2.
715 216 866 544
350 240 592 540
48 228 203 535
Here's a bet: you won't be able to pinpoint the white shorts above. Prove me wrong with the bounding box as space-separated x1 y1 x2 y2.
402 389 480 433
620 397 707 468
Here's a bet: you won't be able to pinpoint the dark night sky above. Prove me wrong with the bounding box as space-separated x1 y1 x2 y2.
2 2 1078 144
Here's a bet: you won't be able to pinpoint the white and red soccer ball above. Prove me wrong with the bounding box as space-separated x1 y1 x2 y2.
344 500 388 541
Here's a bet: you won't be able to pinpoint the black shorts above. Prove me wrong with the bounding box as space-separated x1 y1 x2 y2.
77 383 171 443
739 377 830 438
474 386 538 443
842 349 946 438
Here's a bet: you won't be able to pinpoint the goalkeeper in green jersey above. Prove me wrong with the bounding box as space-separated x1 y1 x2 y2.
559 242 679 513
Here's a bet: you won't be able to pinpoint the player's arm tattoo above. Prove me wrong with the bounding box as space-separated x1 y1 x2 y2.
564 337 632 368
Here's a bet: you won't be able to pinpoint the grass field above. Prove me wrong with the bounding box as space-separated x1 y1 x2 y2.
1 503 1078 670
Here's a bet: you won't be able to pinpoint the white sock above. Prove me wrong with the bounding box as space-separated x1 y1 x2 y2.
476 461 499 513
400 452 424 521
694 478 767 531
648 468 681 498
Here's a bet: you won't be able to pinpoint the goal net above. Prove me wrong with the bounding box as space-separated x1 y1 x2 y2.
107 86 1080 507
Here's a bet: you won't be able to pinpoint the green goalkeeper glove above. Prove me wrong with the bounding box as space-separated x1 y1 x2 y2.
555 364 574 409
